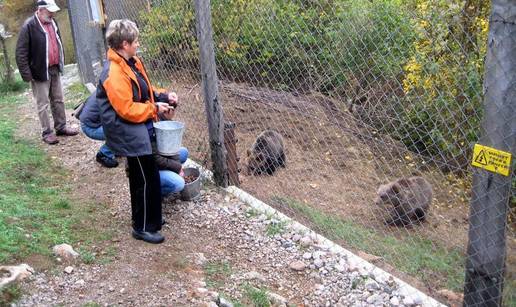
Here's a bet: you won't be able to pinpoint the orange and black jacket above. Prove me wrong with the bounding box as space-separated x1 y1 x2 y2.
97 48 168 157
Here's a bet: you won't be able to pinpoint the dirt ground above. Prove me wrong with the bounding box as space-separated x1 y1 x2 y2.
167 78 515 295
14 90 324 306
10 74 514 305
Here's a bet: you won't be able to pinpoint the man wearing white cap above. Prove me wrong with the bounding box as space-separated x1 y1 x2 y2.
16 0 78 145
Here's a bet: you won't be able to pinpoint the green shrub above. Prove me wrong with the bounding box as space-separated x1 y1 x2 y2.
139 0 489 171
400 0 489 170
139 0 413 92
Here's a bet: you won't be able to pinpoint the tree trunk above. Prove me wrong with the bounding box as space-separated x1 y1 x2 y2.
0 35 14 83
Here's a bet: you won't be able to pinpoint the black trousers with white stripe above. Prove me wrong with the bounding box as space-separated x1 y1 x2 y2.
127 155 162 233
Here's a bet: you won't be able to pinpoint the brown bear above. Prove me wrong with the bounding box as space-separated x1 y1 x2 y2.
374 176 433 226
246 129 286 176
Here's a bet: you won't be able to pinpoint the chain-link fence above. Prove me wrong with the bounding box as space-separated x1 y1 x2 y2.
70 0 515 305
67 0 105 84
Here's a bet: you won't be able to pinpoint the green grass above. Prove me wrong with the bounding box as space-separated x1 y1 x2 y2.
0 88 113 303
204 260 232 288
65 82 90 109
265 219 287 237
0 284 22 306
271 196 466 291
0 76 28 94
243 284 270 307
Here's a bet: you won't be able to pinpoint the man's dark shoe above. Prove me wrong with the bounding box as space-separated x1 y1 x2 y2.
42 133 59 145
96 152 119 168
132 230 165 244
56 127 79 136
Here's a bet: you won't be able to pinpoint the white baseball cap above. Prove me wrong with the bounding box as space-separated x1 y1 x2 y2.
37 0 60 12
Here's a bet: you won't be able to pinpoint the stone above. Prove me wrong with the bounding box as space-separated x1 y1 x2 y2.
314 259 324 268
218 296 234 307
390 296 400 306
365 279 379 291
0 264 34 288
242 271 266 283
303 252 312 260
194 287 209 297
289 260 307 271
268 291 288 306
313 251 326 259
53 244 79 261
64 266 74 274
299 236 312 247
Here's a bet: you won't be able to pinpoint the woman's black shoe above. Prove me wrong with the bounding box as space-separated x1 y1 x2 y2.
96 152 119 168
131 230 165 244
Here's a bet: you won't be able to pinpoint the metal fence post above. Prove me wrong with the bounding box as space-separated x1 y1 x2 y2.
194 0 229 187
463 0 516 306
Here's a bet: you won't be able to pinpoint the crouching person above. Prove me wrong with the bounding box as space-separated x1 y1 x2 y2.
79 94 118 168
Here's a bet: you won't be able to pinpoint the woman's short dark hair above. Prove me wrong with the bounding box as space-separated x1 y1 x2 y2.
105 19 139 50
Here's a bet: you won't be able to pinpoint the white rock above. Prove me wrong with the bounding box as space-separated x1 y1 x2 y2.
390 296 400 306
0 264 34 288
313 251 326 259
300 236 312 247
402 296 415 305
303 252 312 260
314 259 324 268
334 263 347 272
291 234 302 242
194 287 209 297
53 244 79 260
75 279 85 286
218 296 234 307
365 279 379 291
64 266 74 274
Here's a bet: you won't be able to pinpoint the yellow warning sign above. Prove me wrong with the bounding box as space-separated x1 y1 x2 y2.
471 144 512 176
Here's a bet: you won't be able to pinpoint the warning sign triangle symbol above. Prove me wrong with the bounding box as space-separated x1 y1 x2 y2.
474 150 488 165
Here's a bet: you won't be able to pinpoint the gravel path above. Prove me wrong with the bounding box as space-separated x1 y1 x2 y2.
11 65 440 307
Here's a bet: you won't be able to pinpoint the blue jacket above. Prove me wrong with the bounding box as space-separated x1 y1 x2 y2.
79 93 101 128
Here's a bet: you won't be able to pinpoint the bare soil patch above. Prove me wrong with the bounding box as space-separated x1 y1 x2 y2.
168 78 515 296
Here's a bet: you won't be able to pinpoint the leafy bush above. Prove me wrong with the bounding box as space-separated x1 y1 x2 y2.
400 0 489 170
139 0 413 92
139 0 489 171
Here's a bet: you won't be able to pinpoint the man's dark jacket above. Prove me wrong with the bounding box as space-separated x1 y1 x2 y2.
15 14 64 82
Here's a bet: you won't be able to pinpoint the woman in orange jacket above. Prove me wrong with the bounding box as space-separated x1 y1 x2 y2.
97 19 177 244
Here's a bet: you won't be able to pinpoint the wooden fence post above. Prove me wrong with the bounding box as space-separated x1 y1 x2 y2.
463 0 516 306
224 122 240 186
194 0 229 187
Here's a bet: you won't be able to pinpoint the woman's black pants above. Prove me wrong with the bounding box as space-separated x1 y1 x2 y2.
126 155 162 232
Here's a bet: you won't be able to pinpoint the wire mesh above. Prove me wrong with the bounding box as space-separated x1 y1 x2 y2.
73 0 515 305
67 0 105 83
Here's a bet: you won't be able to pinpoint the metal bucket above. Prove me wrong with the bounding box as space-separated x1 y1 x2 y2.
154 121 185 156
180 167 201 201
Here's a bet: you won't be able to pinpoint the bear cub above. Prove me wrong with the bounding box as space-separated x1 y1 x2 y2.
246 129 286 176
375 176 433 226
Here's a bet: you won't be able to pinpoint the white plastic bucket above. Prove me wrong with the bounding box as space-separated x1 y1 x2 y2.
154 120 185 156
